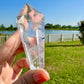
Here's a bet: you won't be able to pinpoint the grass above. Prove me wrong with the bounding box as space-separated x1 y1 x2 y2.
0 33 8 36
14 41 84 84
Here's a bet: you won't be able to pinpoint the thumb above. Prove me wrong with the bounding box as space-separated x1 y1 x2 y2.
14 69 50 84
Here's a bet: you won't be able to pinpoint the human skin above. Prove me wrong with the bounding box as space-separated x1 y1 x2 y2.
0 30 50 84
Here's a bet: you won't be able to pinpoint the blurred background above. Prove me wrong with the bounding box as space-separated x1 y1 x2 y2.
0 0 84 84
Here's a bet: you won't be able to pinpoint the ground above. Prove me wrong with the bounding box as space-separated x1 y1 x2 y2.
8 41 84 84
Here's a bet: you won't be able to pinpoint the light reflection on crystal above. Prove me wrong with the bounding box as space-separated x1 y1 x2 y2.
17 3 44 70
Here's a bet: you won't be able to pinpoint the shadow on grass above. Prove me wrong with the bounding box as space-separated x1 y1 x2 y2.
46 44 82 47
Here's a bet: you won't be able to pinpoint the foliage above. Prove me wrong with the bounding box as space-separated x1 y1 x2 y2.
45 23 79 30
13 41 84 84
0 24 17 31
0 23 79 31
53 24 61 29
45 23 53 29
78 21 84 45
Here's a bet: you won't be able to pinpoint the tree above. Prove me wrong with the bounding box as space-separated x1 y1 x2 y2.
61 25 67 29
53 24 61 29
0 24 17 31
67 25 72 29
78 20 84 45
0 24 6 30
7 24 14 31
14 27 17 30
10 24 14 30
45 23 53 29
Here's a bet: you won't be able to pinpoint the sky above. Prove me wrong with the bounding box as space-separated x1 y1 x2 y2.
0 0 84 27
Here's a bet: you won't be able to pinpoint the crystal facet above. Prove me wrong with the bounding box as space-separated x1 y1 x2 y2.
17 3 45 70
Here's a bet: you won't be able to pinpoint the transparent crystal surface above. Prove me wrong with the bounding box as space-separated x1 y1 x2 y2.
17 3 45 70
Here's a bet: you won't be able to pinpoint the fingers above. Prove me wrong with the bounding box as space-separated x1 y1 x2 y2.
0 30 23 64
13 69 50 84
33 69 50 83
14 42 24 56
0 62 13 84
12 58 29 79
7 56 15 65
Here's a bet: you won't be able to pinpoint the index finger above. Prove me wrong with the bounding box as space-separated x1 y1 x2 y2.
0 30 23 64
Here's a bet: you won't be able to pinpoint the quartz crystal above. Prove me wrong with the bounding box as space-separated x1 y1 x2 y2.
17 3 45 70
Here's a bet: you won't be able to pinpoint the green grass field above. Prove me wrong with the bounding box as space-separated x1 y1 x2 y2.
14 41 84 84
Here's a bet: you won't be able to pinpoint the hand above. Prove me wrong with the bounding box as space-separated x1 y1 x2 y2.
0 30 50 84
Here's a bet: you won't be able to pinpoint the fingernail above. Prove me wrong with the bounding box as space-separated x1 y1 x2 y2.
33 69 50 83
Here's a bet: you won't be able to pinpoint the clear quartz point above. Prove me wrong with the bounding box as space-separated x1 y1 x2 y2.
17 3 45 70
